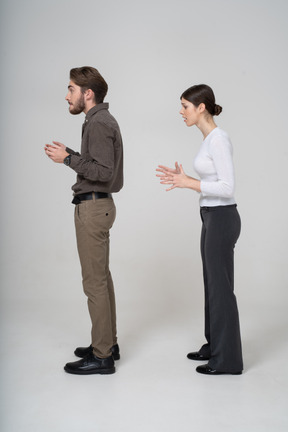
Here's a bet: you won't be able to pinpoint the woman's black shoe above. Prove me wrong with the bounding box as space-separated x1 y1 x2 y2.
196 364 242 375
187 351 210 361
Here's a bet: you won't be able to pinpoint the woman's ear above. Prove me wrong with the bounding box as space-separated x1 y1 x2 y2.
198 103 206 113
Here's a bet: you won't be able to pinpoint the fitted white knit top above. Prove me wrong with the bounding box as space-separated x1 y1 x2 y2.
193 127 236 207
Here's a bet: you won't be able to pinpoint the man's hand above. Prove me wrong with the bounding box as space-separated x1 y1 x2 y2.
44 141 69 163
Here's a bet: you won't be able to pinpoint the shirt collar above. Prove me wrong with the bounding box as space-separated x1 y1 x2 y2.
85 103 109 121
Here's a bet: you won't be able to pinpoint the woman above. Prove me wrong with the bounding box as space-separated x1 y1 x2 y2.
157 84 243 375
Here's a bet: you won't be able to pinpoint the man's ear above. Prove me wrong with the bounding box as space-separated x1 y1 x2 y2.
84 88 95 101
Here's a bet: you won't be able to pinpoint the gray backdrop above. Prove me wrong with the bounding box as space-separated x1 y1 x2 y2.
1 0 287 374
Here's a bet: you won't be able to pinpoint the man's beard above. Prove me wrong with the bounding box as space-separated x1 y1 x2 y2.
69 94 85 115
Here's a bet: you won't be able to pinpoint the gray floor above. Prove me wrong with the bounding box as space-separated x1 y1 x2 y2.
1 290 287 432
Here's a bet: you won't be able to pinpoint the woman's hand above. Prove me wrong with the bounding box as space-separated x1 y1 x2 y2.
156 162 189 191
156 162 201 192
156 161 181 176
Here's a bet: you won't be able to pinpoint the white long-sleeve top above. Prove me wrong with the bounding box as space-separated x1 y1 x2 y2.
193 127 236 207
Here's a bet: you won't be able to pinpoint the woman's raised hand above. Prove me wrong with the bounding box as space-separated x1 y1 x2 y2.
156 162 187 191
156 162 201 192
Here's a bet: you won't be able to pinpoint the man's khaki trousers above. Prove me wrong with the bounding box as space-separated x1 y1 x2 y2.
74 196 117 358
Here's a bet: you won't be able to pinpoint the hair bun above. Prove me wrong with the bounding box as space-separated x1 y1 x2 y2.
214 104 222 116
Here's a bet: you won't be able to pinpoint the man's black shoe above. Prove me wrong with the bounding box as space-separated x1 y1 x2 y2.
64 352 115 375
196 364 242 375
111 344 120 360
187 351 210 361
74 343 120 360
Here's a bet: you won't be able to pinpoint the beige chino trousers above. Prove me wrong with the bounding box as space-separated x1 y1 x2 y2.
74 196 117 358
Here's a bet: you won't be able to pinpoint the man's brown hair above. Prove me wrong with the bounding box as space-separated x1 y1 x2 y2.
70 66 108 104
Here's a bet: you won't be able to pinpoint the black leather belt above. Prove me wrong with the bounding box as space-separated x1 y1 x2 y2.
72 192 112 204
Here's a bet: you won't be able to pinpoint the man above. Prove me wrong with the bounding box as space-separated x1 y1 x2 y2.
45 66 123 375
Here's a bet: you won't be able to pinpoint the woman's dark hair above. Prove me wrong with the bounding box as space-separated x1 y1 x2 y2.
70 66 108 103
181 84 222 116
